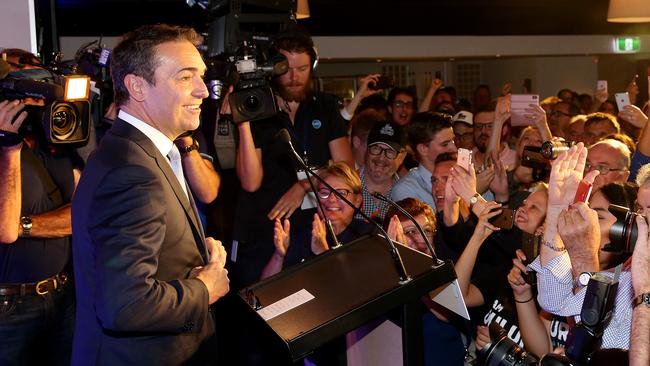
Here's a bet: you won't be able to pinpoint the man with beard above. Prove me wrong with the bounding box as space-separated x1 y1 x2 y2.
233 28 353 290
472 106 516 171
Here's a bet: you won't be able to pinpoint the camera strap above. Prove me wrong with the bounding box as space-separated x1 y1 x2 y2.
22 147 64 207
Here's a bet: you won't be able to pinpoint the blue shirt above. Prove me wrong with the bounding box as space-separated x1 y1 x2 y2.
390 164 436 211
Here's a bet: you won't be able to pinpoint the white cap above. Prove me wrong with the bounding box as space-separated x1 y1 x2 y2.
452 111 473 126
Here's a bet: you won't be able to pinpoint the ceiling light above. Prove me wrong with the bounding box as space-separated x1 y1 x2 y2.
608 0 650 23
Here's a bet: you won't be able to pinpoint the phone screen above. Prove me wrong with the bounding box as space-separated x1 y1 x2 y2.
510 94 539 126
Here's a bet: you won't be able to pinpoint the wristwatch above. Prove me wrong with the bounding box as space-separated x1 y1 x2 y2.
20 215 32 237
178 138 199 154
633 293 650 308
469 193 481 208
575 272 593 288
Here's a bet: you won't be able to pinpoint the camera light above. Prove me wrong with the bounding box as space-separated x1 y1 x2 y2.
64 75 90 101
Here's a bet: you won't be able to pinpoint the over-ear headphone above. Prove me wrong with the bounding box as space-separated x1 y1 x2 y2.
268 27 319 71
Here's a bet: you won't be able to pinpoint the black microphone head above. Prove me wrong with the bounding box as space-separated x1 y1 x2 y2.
275 128 292 145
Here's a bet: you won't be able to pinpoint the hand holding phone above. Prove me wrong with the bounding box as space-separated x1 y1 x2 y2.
615 92 631 111
597 80 607 93
573 180 593 204
489 207 514 230
457 148 472 171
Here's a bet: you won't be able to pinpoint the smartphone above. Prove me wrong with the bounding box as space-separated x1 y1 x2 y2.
615 92 630 111
573 180 593 204
489 207 514 230
369 75 394 90
597 80 607 92
521 232 540 286
457 148 472 171
435 71 441 79
510 94 540 126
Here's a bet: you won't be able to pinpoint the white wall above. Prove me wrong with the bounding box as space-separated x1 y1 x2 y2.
0 0 37 53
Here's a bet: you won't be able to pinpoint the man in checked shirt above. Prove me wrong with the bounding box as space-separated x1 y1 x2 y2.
528 143 634 350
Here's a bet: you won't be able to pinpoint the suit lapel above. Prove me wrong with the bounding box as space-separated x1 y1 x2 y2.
110 119 209 263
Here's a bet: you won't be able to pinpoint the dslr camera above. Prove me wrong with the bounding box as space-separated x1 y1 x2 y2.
0 58 91 146
605 204 641 254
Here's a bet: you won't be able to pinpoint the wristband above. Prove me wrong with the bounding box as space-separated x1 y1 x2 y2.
541 239 566 252
0 130 23 147
514 296 534 303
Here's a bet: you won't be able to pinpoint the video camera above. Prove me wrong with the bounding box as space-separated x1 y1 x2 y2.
521 140 574 181
193 0 293 123
0 57 91 146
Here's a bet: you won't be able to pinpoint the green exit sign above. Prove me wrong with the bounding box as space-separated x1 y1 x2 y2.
614 37 640 53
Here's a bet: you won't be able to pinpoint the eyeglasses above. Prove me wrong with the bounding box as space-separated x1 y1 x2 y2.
454 132 474 141
368 144 399 159
404 226 436 239
584 162 627 175
547 110 574 118
474 123 494 131
393 101 414 109
317 188 353 200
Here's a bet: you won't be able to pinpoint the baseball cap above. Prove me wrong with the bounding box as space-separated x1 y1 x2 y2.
452 111 473 126
367 122 404 152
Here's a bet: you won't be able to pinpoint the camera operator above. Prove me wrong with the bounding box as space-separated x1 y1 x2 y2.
630 209 650 366
530 144 634 349
0 97 80 365
233 27 353 289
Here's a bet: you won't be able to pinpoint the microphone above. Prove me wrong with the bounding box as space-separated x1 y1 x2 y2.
276 128 411 283
275 128 342 249
371 192 440 266
0 78 64 100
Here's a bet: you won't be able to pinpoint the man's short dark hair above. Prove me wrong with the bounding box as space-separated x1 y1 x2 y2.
387 87 418 109
111 24 200 106
435 152 457 164
272 27 316 65
406 112 452 158
584 112 620 133
556 100 580 116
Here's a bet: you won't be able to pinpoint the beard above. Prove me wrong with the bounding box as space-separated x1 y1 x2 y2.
277 79 311 103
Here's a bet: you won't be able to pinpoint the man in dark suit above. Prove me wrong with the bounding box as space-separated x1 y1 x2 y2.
71 24 229 365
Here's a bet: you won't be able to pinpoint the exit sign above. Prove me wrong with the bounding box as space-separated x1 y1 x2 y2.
613 37 640 53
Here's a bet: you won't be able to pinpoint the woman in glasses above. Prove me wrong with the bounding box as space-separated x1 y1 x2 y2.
260 162 372 279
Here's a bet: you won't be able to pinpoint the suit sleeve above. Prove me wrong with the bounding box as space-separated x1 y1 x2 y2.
88 164 209 334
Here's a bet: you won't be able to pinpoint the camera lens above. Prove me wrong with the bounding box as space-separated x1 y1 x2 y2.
607 204 638 253
243 94 260 112
482 323 539 366
541 140 572 160
50 103 78 140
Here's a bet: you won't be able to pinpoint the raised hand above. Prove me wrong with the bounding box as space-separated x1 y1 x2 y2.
472 201 502 241
450 163 478 204
273 218 291 258
0 100 28 133
619 104 648 129
508 249 533 301
547 143 598 212
267 183 306 220
387 214 407 245
310 213 329 255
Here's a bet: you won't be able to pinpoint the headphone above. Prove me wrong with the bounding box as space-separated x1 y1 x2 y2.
268 27 319 71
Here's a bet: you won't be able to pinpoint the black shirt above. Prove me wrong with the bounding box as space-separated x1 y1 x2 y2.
233 92 348 243
0 144 79 282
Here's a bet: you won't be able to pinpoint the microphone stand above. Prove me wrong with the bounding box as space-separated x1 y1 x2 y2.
301 161 342 250
371 192 442 267
284 139 411 284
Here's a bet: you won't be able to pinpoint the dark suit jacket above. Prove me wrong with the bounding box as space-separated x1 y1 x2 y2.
71 119 214 365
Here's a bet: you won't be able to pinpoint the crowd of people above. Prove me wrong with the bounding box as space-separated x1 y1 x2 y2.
1 23 649 366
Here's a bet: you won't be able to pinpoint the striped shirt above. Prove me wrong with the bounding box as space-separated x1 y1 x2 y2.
528 253 633 349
